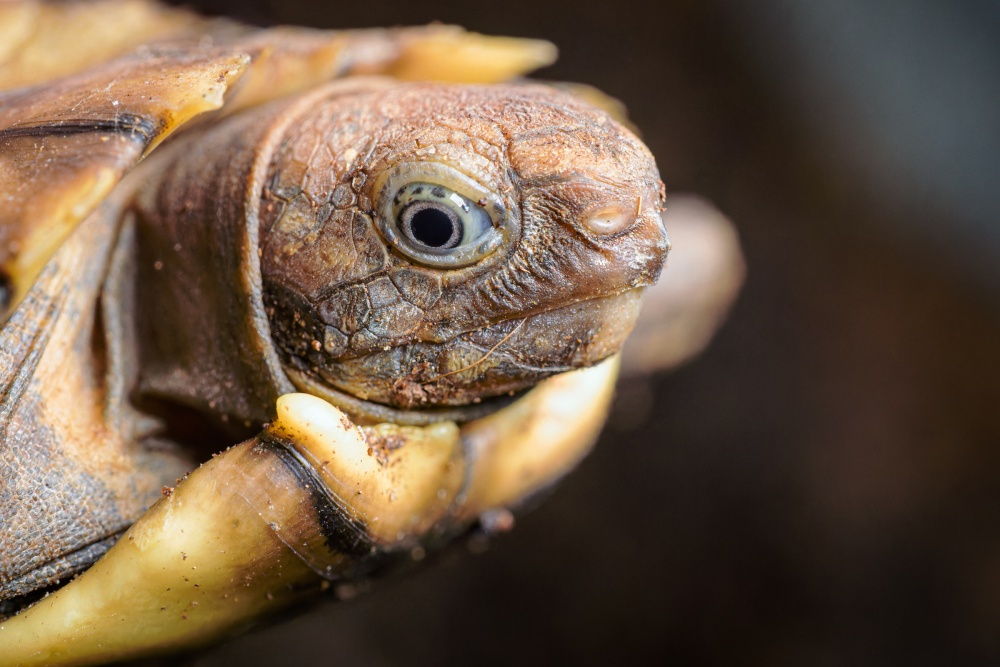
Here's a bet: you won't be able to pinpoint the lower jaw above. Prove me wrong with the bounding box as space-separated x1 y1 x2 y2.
290 288 644 422
286 368 524 426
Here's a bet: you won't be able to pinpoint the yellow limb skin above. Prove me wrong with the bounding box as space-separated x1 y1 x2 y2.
0 429 326 666
458 357 620 518
0 360 617 666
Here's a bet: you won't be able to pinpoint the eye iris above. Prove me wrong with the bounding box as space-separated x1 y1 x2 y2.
401 202 463 249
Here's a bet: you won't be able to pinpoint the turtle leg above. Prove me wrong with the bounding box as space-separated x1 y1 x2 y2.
455 358 620 521
0 360 618 666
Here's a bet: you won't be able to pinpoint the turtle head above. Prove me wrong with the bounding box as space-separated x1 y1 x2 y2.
260 83 668 422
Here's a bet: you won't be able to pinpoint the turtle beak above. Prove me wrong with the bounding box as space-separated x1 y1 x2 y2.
455 288 647 374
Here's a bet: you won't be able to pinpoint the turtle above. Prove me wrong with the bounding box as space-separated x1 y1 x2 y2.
0 1 744 664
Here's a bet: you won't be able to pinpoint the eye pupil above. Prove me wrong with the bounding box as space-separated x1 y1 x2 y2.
402 203 462 249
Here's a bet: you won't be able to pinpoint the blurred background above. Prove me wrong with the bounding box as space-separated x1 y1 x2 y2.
166 0 1000 664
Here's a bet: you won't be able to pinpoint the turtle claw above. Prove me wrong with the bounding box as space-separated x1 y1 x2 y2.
270 393 464 547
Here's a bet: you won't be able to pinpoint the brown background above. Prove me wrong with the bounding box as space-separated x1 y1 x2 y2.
154 1 1000 664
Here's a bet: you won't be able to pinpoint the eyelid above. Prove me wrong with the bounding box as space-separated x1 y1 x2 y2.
374 162 496 210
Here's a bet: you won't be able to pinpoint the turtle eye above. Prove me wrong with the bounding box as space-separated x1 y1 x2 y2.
374 162 508 269
393 183 493 253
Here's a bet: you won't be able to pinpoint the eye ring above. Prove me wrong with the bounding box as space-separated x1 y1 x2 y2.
372 161 512 269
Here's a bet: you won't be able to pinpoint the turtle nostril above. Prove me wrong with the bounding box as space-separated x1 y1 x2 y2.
583 202 637 236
